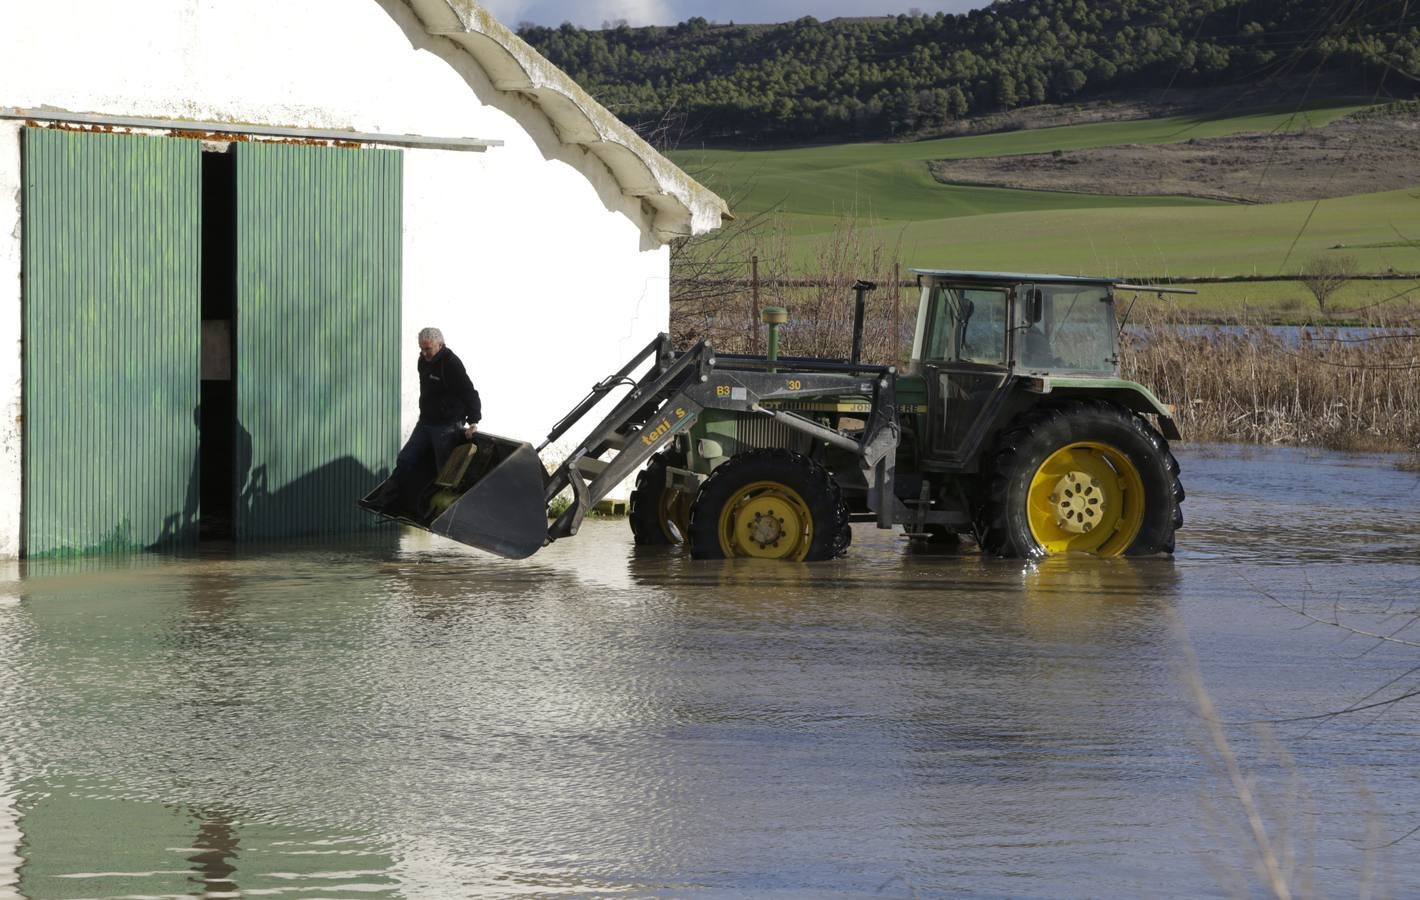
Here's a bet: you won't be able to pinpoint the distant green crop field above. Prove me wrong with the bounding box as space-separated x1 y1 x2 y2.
858 188 1420 279
667 103 1420 286
669 103 1366 222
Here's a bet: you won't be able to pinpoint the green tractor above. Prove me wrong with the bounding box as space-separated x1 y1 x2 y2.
361 269 1186 561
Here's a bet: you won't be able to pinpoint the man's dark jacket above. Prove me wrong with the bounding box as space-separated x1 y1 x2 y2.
418 347 481 426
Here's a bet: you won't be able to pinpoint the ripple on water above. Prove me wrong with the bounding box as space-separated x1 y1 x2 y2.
0 446 1415 897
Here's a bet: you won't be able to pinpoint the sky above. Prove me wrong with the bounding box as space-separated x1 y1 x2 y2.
484 0 985 29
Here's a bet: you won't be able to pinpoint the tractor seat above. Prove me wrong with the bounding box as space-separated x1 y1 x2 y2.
434 442 479 489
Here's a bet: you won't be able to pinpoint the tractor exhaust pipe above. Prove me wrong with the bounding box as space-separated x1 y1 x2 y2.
762 305 787 372
851 279 876 364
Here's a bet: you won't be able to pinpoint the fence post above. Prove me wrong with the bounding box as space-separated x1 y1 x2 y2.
892 262 902 366
750 254 761 355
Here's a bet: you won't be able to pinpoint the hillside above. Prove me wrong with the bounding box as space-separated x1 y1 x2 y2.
928 103 1420 203
663 103 1420 291
519 0 1417 145
666 103 1360 221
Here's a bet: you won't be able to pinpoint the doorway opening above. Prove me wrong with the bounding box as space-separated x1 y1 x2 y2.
199 148 237 541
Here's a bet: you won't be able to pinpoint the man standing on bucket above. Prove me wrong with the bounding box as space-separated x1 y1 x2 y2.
387 327 481 515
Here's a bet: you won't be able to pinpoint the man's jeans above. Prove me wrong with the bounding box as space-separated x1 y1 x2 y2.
385 421 464 517
398 420 464 476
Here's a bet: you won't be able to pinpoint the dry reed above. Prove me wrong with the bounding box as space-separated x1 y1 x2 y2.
671 215 912 365
1120 304 1420 451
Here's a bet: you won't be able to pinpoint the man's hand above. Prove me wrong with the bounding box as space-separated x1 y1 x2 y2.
463 424 478 440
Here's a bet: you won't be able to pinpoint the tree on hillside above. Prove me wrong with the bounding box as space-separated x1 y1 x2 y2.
1300 255 1358 311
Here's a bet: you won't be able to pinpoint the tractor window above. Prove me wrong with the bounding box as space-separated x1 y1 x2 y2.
923 286 1008 366
1016 285 1116 373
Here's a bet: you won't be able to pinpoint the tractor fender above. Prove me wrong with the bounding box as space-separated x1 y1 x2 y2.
1023 376 1182 441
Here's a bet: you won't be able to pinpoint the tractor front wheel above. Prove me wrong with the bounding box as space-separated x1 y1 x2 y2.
688 449 849 561
628 449 693 545
977 400 1183 558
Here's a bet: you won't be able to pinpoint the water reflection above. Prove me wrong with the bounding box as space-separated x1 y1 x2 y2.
11 790 400 898
614 535 1195 891
1018 556 1169 639
187 809 239 895
0 574 24 898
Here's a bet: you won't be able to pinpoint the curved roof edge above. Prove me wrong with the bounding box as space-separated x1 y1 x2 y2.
403 0 730 245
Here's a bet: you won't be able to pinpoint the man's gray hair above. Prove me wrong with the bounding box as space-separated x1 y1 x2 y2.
418 327 444 344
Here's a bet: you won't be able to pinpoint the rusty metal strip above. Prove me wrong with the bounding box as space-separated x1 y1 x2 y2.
1 107 501 151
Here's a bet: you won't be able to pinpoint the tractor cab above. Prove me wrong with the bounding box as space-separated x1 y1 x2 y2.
909 270 1122 465
911 270 1121 375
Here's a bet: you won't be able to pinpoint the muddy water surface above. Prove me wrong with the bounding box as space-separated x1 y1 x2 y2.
1 446 1417 898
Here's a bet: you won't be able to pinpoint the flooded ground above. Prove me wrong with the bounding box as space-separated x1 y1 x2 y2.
1 445 1418 898
1125 323 1406 347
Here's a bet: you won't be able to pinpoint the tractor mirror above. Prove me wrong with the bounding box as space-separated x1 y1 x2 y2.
955 297 974 356
1028 288 1044 323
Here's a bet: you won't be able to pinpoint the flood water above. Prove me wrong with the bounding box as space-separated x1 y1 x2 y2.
1 446 1418 898
1125 323 1409 347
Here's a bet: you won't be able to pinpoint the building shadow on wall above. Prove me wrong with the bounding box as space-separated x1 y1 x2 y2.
236 452 392 542
152 411 391 547
153 405 242 549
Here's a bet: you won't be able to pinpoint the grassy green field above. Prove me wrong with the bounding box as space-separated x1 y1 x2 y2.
860 187 1420 279
667 102 1420 285
670 104 1364 222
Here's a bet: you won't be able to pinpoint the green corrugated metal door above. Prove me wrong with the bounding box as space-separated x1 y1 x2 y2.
233 143 401 541
22 128 201 556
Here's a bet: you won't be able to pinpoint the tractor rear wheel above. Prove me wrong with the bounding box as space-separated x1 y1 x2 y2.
976 400 1182 558
628 449 693 545
688 449 849 561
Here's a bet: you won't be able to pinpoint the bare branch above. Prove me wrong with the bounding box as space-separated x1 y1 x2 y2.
1182 641 1296 899
1300 255 1358 312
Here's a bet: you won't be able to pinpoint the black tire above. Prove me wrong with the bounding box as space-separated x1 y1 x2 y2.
688 449 850 561
976 400 1182 558
833 517 854 558
629 449 687 545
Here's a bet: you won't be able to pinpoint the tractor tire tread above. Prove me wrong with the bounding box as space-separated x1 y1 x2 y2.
974 399 1182 558
628 448 685 545
688 448 849 561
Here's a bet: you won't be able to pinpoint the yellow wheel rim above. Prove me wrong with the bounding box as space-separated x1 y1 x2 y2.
717 480 814 560
1026 441 1145 556
659 489 694 544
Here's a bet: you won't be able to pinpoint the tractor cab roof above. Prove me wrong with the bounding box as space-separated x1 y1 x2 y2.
910 269 1119 287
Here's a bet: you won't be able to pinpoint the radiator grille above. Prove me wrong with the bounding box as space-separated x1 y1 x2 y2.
735 417 814 455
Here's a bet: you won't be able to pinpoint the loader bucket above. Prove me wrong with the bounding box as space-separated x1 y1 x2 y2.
359 432 550 560
429 437 549 559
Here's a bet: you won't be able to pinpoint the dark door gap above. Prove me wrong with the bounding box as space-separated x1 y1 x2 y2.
199 148 237 542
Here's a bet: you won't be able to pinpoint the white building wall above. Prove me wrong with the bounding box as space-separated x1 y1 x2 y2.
0 0 674 556
0 121 21 561
399 147 669 449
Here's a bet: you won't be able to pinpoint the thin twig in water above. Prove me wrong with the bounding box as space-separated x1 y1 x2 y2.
1180 639 1295 899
